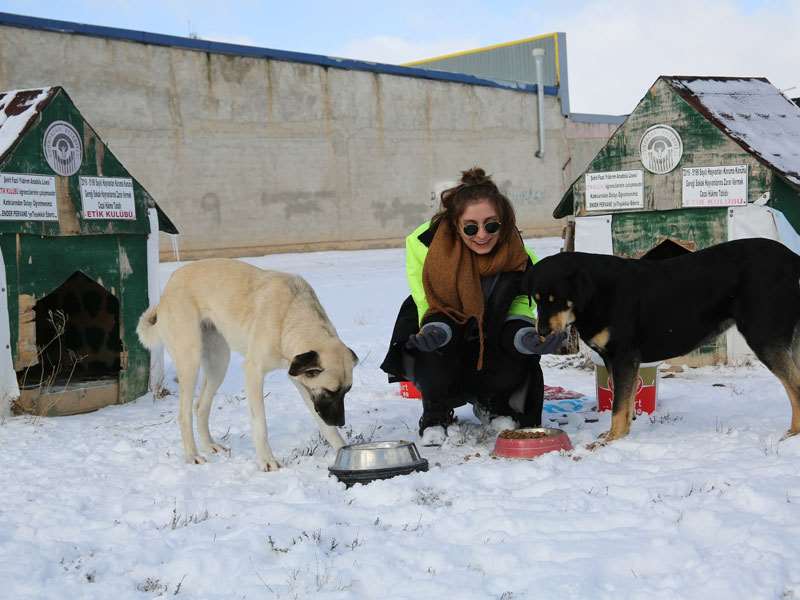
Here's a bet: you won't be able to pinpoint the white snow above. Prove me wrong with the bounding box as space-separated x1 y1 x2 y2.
669 78 800 186
1 237 799 599
0 88 52 160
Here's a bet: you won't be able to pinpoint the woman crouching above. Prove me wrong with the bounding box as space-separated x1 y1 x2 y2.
380 167 565 446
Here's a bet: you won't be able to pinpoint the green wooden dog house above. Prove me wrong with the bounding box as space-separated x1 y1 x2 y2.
0 87 177 415
554 76 800 365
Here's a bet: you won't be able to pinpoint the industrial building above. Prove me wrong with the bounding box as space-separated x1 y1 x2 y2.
0 13 621 258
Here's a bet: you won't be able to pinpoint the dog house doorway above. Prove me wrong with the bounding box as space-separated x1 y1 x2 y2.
639 237 696 260
15 271 122 415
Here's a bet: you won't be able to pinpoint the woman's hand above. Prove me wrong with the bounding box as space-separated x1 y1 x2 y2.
405 322 452 352
514 327 568 355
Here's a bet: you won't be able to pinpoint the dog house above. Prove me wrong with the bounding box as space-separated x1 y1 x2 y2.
0 87 177 416
554 76 800 365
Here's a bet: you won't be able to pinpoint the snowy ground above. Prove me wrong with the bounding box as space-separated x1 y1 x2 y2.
1 237 799 599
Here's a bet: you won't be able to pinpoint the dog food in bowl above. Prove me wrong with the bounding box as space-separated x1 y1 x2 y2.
492 427 572 459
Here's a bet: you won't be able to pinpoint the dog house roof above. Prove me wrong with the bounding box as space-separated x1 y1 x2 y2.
554 76 800 219
0 87 57 162
663 76 800 189
0 86 177 234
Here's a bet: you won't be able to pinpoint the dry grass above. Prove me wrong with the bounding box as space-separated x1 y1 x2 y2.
13 309 86 420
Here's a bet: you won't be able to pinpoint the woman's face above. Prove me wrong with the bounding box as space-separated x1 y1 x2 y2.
457 199 501 255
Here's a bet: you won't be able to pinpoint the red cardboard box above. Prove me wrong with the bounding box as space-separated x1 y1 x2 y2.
399 381 422 399
592 353 659 415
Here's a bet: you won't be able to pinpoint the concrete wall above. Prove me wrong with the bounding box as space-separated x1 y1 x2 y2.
0 25 613 258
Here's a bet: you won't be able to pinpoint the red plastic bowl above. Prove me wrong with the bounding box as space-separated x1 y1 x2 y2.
492 427 573 459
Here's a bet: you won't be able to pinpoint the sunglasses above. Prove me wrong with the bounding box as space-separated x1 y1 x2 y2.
462 221 501 237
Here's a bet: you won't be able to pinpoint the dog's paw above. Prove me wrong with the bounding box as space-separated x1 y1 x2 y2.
585 440 606 451
206 443 231 456
489 416 517 433
780 429 800 441
258 458 281 472
186 454 207 465
420 425 447 447
586 431 610 451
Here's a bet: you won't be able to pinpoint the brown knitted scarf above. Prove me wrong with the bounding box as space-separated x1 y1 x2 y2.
422 219 529 369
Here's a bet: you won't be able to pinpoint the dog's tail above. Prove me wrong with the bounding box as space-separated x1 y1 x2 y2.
136 305 162 349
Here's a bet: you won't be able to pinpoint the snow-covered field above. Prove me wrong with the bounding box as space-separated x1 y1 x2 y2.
1 237 799 599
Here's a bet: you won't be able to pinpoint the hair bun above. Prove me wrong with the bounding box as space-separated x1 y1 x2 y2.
460 167 489 186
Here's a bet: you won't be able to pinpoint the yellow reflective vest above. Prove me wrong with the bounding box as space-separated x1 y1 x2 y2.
405 220 539 325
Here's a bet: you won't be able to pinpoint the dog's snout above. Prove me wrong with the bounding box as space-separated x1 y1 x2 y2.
316 395 346 427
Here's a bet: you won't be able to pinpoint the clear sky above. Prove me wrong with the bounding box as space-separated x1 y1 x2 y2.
0 0 797 114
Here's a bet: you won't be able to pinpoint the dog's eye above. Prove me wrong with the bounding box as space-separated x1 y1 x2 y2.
305 368 323 378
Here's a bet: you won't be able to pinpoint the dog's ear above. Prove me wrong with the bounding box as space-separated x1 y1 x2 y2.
520 264 535 293
348 347 359 365
289 351 321 376
520 265 537 307
569 268 595 313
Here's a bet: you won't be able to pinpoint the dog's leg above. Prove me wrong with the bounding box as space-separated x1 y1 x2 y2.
589 355 640 449
316 419 346 451
291 381 345 450
778 377 800 440
769 352 800 440
749 343 800 440
172 346 204 465
244 361 280 471
197 325 231 455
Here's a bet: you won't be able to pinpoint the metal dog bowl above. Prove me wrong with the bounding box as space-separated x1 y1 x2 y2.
492 427 573 459
329 440 428 487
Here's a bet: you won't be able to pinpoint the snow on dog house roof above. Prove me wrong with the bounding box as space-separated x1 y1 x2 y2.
554 76 800 219
0 86 177 234
0 87 56 161
663 76 800 188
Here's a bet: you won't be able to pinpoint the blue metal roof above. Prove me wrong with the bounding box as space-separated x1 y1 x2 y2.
0 12 559 97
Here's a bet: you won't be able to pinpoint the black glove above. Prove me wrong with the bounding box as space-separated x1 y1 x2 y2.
514 327 568 355
405 322 452 352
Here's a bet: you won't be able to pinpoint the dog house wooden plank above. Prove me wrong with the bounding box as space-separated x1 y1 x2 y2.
55 176 80 234
16 293 37 369
15 380 118 416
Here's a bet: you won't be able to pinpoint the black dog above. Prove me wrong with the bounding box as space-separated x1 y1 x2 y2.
523 238 800 444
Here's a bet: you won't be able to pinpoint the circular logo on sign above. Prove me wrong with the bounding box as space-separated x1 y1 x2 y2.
43 121 83 176
639 124 683 174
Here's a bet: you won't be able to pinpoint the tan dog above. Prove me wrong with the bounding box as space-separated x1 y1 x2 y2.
136 258 357 471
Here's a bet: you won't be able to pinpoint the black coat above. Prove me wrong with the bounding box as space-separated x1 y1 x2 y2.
380 225 532 382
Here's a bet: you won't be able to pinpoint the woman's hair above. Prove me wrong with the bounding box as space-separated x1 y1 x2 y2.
430 167 518 245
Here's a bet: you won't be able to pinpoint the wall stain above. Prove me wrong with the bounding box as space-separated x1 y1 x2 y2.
321 68 334 138
372 197 429 229
200 192 222 225
216 54 256 85
373 73 385 150
260 191 333 219
166 54 184 130
265 60 274 122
